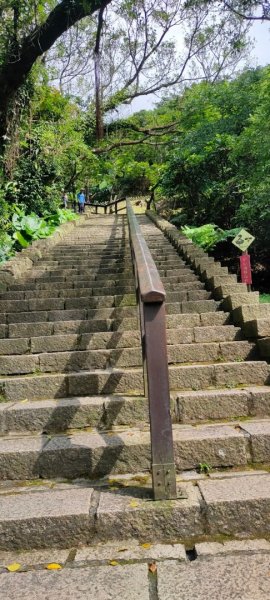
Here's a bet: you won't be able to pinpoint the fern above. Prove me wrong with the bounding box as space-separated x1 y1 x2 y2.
182 224 241 250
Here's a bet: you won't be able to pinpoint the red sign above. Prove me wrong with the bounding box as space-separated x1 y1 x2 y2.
240 254 252 285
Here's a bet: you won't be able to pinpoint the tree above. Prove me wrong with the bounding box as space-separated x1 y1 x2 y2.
160 66 270 251
47 0 250 142
0 0 111 148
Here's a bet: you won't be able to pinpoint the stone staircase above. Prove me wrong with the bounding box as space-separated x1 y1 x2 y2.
0 212 270 551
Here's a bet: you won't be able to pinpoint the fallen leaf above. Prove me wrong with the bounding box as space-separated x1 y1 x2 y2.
129 500 139 508
6 563 21 572
117 548 128 553
141 543 152 549
148 563 157 574
46 563 62 570
20 399 28 404
109 560 119 566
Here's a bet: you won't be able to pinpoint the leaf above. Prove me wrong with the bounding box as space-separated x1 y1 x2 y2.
109 560 119 566
117 548 128 553
46 563 62 570
148 563 157 574
129 500 139 508
13 231 29 248
6 563 21 572
141 543 152 549
20 399 29 404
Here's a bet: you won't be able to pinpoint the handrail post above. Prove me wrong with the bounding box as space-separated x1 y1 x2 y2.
126 199 177 501
143 301 177 500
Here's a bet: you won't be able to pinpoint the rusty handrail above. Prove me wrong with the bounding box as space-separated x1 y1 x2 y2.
126 199 177 501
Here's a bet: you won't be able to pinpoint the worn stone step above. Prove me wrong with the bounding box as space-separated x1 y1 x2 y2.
9 276 203 293
180 300 219 314
162 278 203 288
0 341 257 375
3 385 270 436
0 285 136 300
0 310 229 335
167 341 257 365
18 268 134 282
0 294 136 314
87 471 270 544
233 303 270 325
173 385 270 422
1 301 214 325
42 252 131 262
16 268 195 284
0 361 269 402
169 361 270 391
1 288 207 303
166 325 243 345
0 346 143 375
0 305 138 325
10 276 135 291
0 420 256 480
35 256 132 267
0 324 241 352
244 318 270 338
166 312 231 329
6 317 139 339
0 331 140 355
0 395 148 434
0 487 94 549
0 368 144 401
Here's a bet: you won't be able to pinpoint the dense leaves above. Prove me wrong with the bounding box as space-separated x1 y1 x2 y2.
160 67 270 252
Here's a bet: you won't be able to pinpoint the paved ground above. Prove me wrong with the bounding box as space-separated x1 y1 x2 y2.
1 540 270 599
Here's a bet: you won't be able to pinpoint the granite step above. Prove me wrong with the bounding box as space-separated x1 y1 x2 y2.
0 419 270 482
0 468 265 548
9 274 201 292
0 420 258 481
0 314 231 340
0 325 242 353
0 305 138 325
0 293 137 314
0 341 257 375
2 386 270 436
173 385 270 423
0 362 268 402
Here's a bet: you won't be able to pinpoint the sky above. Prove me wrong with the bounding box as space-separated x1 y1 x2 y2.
118 19 270 117
251 20 270 66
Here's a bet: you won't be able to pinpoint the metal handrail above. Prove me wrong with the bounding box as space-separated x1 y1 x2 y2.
126 199 177 500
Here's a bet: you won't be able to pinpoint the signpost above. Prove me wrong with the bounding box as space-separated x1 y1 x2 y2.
232 228 255 292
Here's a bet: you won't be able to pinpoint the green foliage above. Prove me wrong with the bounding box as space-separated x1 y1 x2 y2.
260 294 270 304
182 224 241 250
161 67 270 251
0 206 77 264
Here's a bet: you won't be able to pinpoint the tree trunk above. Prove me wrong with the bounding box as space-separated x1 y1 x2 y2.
94 6 105 141
0 0 111 150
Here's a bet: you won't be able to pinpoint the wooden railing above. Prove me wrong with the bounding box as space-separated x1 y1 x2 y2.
126 199 177 500
86 198 126 214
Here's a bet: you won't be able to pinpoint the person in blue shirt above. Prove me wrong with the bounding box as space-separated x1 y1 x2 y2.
77 189 85 213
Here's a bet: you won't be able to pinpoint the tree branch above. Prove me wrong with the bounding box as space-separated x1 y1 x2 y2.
0 0 112 143
224 1 270 20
